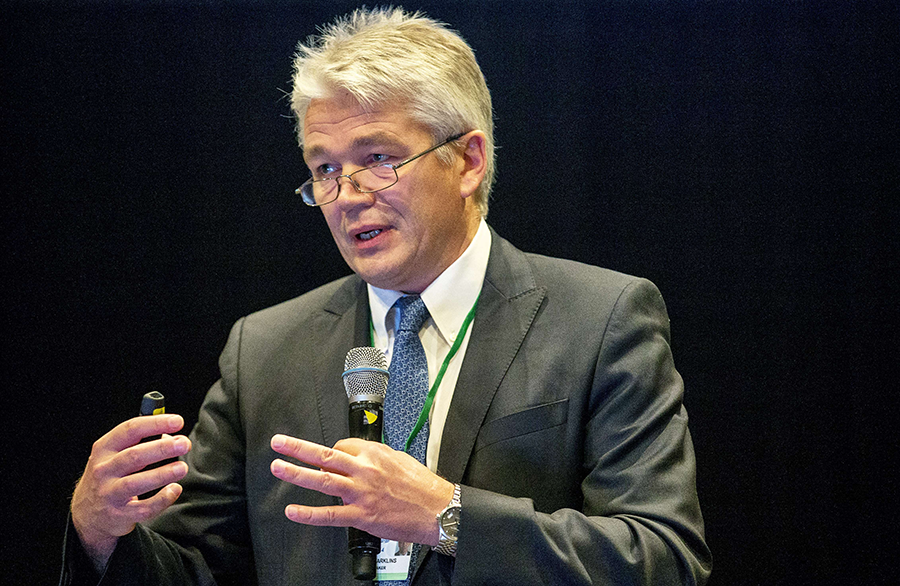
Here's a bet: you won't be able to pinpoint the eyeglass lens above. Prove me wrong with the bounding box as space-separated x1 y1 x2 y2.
303 165 399 205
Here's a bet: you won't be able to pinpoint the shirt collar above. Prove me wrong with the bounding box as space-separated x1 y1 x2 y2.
368 219 492 345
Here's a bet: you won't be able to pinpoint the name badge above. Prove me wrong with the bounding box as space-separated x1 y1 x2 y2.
376 539 412 581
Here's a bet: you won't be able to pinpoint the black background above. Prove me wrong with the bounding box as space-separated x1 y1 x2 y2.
2 1 897 584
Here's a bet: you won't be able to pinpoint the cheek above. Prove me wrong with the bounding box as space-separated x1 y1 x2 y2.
405 179 457 221
320 209 342 234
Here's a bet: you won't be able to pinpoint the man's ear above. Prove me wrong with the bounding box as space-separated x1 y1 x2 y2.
457 131 488 199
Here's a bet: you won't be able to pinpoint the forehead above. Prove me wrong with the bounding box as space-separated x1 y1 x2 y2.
302 92 430 161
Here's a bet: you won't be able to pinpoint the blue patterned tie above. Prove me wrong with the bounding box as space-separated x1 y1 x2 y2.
384 295 431 462
381 295 430 586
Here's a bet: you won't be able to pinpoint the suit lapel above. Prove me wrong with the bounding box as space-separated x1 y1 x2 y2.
310 276 371 448
436 231 546 483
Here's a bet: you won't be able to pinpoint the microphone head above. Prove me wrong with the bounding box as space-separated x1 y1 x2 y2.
343 347 389 403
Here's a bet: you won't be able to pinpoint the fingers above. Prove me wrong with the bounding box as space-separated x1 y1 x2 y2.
100 414 185 453
270 434 355 473
270 451 373 529
284 502 361 527
115 480 185 524
70 413 193 570
71 458 189 561
270 457 355 498
110 460 189 506
72 478 187 569
268 434 450 545
99 434 192 479
269 434 360 531
269 435 372 519
270 435 386 501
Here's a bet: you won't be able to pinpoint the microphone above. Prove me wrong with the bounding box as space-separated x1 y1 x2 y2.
342 347 390 581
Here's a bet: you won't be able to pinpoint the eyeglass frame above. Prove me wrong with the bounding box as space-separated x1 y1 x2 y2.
295 132 467 207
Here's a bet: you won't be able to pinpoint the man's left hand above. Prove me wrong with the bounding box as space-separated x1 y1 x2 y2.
270 434 455 547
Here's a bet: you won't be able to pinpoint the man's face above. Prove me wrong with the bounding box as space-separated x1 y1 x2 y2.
303 92 480 293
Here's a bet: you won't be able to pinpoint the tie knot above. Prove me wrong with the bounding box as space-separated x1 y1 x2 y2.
393 295 430 333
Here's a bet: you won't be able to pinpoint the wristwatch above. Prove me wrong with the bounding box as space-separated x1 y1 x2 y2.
434 483 461 557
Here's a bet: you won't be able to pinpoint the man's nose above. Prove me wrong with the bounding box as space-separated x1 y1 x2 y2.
334 175 376 207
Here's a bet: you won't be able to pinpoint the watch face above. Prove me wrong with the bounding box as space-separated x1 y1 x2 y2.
441 506 461 539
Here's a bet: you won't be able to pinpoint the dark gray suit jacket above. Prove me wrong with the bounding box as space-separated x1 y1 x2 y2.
62 230 711 585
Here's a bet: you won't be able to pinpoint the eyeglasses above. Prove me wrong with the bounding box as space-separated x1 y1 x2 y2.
295 132 466 207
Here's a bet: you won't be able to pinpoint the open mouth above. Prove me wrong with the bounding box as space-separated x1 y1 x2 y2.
357 229 383 241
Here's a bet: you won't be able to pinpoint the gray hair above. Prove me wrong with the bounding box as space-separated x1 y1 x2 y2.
291 7 495 216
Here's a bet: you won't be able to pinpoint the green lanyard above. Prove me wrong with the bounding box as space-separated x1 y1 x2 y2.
371 294 480 453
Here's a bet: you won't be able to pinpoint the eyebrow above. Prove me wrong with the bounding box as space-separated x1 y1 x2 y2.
303 132 410 164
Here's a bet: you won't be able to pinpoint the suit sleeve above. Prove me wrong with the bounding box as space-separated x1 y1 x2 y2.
59 318 255 586
451 279 712 585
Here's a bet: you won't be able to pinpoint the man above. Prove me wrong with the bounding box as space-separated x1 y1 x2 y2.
63 8 711 585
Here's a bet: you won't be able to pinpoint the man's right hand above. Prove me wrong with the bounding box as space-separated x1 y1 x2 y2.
70 414 192 571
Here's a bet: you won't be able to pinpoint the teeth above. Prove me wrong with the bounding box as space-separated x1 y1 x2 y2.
358 229 382 241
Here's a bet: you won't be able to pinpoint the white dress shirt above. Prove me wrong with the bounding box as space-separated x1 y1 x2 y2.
368 219 492 472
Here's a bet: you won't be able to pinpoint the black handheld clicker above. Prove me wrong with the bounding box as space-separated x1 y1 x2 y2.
140 390 166 416
138 391 173 498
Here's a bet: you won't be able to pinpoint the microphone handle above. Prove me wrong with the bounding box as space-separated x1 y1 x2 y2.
348 400 383 580
348 400 383 441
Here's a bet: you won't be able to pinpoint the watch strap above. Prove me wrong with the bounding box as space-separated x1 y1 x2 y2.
434 483 461 557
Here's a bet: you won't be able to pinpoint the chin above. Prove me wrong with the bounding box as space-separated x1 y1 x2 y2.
352 266 402 290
